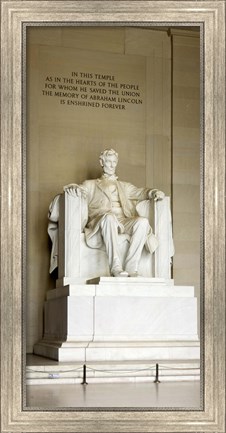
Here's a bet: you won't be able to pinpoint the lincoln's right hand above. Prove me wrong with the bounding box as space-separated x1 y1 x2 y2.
63 184 87 199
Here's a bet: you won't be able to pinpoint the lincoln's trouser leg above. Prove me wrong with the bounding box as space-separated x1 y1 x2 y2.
100 213 127 276
123 217 150 275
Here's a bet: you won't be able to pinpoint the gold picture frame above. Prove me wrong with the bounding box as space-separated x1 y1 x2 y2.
1 1 225 432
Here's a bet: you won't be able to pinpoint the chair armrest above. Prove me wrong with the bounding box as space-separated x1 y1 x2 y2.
136 196 174 279
154 197 174 279
58 192 88 279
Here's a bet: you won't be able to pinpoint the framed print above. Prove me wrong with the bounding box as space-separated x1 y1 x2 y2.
1 1 225 432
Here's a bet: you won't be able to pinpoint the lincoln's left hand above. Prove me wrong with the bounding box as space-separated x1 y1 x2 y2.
148 189 165 201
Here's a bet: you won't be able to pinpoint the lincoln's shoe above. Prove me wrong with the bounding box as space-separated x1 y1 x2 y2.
111 268 129 277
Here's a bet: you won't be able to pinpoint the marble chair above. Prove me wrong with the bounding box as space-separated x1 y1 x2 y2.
48 192 174 285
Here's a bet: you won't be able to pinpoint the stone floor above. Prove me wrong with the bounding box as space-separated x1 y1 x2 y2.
26 354 201 408
26 380 201 408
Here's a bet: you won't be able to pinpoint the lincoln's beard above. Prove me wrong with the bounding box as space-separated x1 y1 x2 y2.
101 173 118 181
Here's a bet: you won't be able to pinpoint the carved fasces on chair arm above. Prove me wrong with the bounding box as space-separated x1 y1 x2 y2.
57 191 89 279
154 196 175 279
63 184 89 231
62 188 89 231
48 189 89 274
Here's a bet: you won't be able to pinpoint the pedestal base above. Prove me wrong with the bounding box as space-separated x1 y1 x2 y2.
34 339 200 363
34 278 200 374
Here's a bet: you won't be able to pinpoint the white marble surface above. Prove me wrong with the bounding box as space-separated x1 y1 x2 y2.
34 280 199 364
154 197 174 279
47 281 194 300
58 192 82 279
95 285 194 297
85 344 200 362
94 296 197 340
87 276 172 284
43 295 94 342
34 340 200 363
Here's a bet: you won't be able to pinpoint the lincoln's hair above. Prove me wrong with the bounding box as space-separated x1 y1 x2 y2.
99 149 119 167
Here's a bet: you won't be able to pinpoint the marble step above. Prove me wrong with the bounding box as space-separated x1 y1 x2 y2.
26 356 200 385
34 339 200 363
48 279 196 300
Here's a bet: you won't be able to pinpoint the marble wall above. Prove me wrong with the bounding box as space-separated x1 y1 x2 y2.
171 31 200 300
26 26 199 352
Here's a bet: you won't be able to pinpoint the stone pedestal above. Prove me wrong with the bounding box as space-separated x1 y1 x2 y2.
34 278 199 365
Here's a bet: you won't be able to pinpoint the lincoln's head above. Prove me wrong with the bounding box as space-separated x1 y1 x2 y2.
99 149 119 176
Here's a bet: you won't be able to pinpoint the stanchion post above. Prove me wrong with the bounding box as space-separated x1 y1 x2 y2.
81 364 88 385
154 363 161 383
